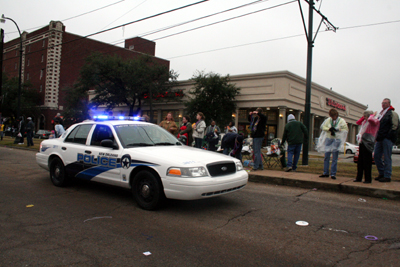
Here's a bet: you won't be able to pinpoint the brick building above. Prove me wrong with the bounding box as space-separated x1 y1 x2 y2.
2 21 169 130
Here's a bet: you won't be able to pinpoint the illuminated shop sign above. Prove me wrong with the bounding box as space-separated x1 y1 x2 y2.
326 98 346 111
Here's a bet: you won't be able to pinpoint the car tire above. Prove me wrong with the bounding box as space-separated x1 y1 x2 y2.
49 157 69 187
346 149 352 154
132 170 165 210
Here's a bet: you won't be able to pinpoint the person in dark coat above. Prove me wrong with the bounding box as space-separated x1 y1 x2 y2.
374 98 399 183
178 116 193 146
221 133 244 161
281 114 308 172
248 108 267 171
205 120 221 151
25 117 35 147
16 117 25 145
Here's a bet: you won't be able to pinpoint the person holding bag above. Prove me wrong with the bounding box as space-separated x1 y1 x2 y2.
354 111 379 183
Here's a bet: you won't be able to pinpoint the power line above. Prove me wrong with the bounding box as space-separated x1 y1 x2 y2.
165 19 400 59
4 0 126 36
3 0 209 62
152 0 297 42
167 34 304 59
99 0 148 31
108 0 268 46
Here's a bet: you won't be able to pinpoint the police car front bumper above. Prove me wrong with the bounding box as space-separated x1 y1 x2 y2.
36 153 49 171
162 170 248 200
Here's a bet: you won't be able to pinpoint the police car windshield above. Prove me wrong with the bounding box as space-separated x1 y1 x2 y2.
115 124 181 148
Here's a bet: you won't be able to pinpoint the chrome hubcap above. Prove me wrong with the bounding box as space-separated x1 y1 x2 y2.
141 184 150 198
55 167 60 178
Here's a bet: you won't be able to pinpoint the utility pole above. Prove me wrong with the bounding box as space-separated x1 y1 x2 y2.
298 0 337 165
0 28 4 113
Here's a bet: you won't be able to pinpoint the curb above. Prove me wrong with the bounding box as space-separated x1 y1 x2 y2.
248 173 400 200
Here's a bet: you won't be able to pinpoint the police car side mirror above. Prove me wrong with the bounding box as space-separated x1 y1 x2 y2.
101 139 117 149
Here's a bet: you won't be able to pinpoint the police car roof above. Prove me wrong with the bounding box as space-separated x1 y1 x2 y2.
80 120 150 126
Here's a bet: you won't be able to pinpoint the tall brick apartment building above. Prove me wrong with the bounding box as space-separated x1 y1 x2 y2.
2 21 169 130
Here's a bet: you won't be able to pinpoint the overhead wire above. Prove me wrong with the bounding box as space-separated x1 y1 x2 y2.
4 0 126 36
99 0 148 31
108 0 268 46
3 0 209 63
3 1 400 73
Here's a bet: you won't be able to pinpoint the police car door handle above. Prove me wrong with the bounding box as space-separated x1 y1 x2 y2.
85 150 92 154
62 147 66 150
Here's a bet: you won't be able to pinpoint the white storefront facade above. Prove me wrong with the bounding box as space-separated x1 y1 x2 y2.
93 71 367 148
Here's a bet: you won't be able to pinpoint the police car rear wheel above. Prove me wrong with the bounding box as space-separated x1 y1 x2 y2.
132 170 165 210
50 157 69 187
346 149 352 154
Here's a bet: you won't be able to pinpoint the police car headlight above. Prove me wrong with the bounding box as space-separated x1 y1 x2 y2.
236 162 244 171
167 167 208 178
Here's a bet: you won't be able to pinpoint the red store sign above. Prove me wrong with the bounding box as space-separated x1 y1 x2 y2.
326 98 346 111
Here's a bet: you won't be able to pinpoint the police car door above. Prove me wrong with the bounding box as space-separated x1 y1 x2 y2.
85 124 122 185
62 123 94 178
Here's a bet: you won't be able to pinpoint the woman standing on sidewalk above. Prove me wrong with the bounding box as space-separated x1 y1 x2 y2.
354 111 380 183
316 109 348 180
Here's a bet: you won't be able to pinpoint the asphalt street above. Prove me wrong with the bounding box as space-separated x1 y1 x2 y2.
1 147 399 266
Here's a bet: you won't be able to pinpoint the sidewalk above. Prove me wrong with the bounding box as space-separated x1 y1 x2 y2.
248 169 400 200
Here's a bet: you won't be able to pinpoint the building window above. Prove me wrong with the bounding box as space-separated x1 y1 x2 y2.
39 85 42 92
40 69 44 80
42 39 46 47
27 59 30 66
26 73 29 80
41 54 44 62
28 45 31 52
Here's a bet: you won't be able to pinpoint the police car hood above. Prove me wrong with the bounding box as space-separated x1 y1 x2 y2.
127 145 236 166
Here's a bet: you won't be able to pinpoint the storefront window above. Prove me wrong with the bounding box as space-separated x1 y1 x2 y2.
142 110 158 123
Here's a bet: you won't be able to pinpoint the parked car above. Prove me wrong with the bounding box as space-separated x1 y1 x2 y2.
353 147 375 164
4 127 16 137
34 130 52 139
343 142 358 154
36 117 248 210
393 146 400 154
314 138 358 154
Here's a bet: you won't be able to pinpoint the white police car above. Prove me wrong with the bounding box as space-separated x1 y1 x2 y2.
36 116 248 210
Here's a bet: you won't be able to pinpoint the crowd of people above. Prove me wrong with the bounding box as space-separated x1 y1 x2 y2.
0 112 66 146
1 97 398 183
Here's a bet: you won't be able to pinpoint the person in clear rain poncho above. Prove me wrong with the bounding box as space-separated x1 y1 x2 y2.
317 108 348 179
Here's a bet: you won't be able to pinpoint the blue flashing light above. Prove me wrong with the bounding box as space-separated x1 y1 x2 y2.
92 115 146 122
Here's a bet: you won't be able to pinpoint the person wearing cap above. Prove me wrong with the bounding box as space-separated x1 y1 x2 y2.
26 117 35 147
281 114 308 172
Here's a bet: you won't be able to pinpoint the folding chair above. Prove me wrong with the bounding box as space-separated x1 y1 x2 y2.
263 152 281 168
263 140 283 168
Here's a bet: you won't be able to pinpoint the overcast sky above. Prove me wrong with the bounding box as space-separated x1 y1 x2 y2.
2 0 399 112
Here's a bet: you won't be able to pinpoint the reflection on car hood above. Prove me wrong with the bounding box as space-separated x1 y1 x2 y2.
127 146 235 166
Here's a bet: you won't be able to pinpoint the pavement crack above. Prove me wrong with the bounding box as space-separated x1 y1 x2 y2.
214 209 259 230
293 189 314 202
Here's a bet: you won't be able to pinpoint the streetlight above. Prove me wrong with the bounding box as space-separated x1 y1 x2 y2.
1 14 23 121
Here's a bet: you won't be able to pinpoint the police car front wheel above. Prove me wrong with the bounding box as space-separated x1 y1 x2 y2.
50 157 69 187
132 170 165 210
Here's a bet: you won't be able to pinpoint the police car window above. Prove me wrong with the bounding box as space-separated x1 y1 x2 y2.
91 125 114 146
115 124 180 148
65 124 93 144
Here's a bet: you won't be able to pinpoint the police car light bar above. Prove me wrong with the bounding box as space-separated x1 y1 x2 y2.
92 115 145 121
